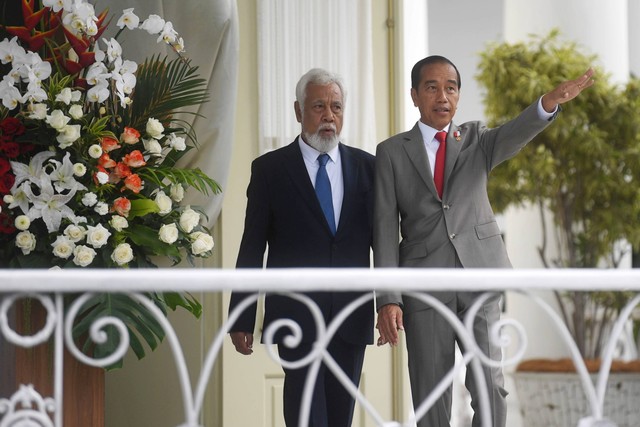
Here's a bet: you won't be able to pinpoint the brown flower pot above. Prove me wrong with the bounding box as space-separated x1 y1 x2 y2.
514 358 640 427
0 298 104 427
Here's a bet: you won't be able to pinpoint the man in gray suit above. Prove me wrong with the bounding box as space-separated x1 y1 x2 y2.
373 55 594 426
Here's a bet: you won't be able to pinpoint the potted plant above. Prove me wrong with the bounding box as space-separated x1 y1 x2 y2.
476 30 640 426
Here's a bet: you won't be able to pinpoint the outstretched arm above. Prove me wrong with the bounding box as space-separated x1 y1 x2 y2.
541 67 595 113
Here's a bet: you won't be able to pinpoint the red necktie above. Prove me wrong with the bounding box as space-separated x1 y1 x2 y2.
434 131 447 198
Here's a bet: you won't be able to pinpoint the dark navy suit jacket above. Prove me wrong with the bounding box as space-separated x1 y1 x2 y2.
228 140 375 345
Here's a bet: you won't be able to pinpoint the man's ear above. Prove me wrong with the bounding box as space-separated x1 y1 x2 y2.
294 101 302 123
410 88 418 107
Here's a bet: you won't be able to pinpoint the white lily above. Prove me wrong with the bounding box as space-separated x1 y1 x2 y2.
24 175 78 233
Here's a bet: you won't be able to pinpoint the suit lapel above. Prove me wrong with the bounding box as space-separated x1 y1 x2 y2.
444 123 462 189
337 144 356 236
402 124 439 197
282 140 335 235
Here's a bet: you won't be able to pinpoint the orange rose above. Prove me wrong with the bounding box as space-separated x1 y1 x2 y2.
112 197 132 217
100 136 121 152
123 150 146 168
98 153 117 169
123 174 143 193
120 127 141 144
113 162 132 179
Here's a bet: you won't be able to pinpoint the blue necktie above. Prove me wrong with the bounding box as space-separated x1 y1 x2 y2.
315 154 336 235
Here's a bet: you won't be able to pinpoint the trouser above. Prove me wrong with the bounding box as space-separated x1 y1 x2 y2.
278 335 366 427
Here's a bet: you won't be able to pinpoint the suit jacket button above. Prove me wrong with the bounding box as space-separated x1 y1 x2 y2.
449 233 456 240
443 204 450 210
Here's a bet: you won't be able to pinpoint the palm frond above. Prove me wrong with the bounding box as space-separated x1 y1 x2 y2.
125 55 209 130
138 166 221 196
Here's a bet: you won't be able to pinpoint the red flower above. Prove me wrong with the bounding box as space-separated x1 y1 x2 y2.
122 150 146 168
123 174 143 193
120 127 141 145
0 173 16 194
101 136 121 153
98 153 117 169
1 142 21 159
0 117 26 136
0 158 10 175
113 162 132 179
112 197 131 217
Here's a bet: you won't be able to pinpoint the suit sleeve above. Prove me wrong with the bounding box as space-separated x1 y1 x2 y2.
228 159 270 333
373 142 403 308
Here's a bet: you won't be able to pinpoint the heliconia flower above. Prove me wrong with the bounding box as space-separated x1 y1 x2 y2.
123 174 143 193
122 150 146 168
112 197 131 217
101 136 121 153
98 153 117 169
120 127 140 144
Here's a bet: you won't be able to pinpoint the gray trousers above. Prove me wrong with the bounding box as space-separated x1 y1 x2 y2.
404 292 507 427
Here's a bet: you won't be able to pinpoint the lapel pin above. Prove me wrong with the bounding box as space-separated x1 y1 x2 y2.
453 130 461 141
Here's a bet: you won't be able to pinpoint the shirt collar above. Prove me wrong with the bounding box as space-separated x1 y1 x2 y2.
417 121 451 143
298 135 340 164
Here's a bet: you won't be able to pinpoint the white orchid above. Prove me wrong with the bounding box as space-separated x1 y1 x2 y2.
117 8 140 30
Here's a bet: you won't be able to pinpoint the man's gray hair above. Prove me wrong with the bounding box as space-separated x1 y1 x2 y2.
295 68 346 107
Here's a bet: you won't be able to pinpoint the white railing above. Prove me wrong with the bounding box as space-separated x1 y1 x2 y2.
1 268 639 427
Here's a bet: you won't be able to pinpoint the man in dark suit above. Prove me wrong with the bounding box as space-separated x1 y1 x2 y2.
374 55 594 426
228 68 375 427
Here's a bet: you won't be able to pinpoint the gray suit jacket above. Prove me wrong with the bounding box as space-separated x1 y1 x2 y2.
374 101 555 312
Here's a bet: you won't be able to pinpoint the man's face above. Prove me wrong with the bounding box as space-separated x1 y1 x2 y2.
295 82 344 151
411 62 459 130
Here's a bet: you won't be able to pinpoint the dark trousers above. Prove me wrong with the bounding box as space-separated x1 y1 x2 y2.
278 335 366 427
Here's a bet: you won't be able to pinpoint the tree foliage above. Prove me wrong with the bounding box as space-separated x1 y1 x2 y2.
476 30 640 358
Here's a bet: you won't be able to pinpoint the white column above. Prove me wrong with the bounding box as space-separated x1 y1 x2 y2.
505 0 629 84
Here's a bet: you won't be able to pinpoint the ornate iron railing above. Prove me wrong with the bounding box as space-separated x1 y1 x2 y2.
0 268 639 427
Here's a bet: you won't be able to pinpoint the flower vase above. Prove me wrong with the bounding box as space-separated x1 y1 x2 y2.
0 298 104 427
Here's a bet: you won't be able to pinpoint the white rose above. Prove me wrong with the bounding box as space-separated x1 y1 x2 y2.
146 118 164 139
179 207 200 233
51 235 75 259
189 231 214 255
170 184 184 202
88 144 103 159
15 231 36 255
94 201 109 215
109 215 129 232
63 224 86 242
111 243 134 266
46 110 70 130
28 103 48 120
142 138 162 157
56 124 81 148
158 223 179 244
68 104 84 119
14 215 30 231
154 191 172 215
82 192 98 207
95 171 109 185
167 133 186 151
73 163 86 177
73 245 96 267
86 224 111 248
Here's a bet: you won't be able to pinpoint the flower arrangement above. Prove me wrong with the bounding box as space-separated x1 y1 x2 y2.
0 1 219 269
0 0 220 366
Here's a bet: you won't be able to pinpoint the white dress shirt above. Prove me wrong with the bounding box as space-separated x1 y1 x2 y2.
298 136 344 227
